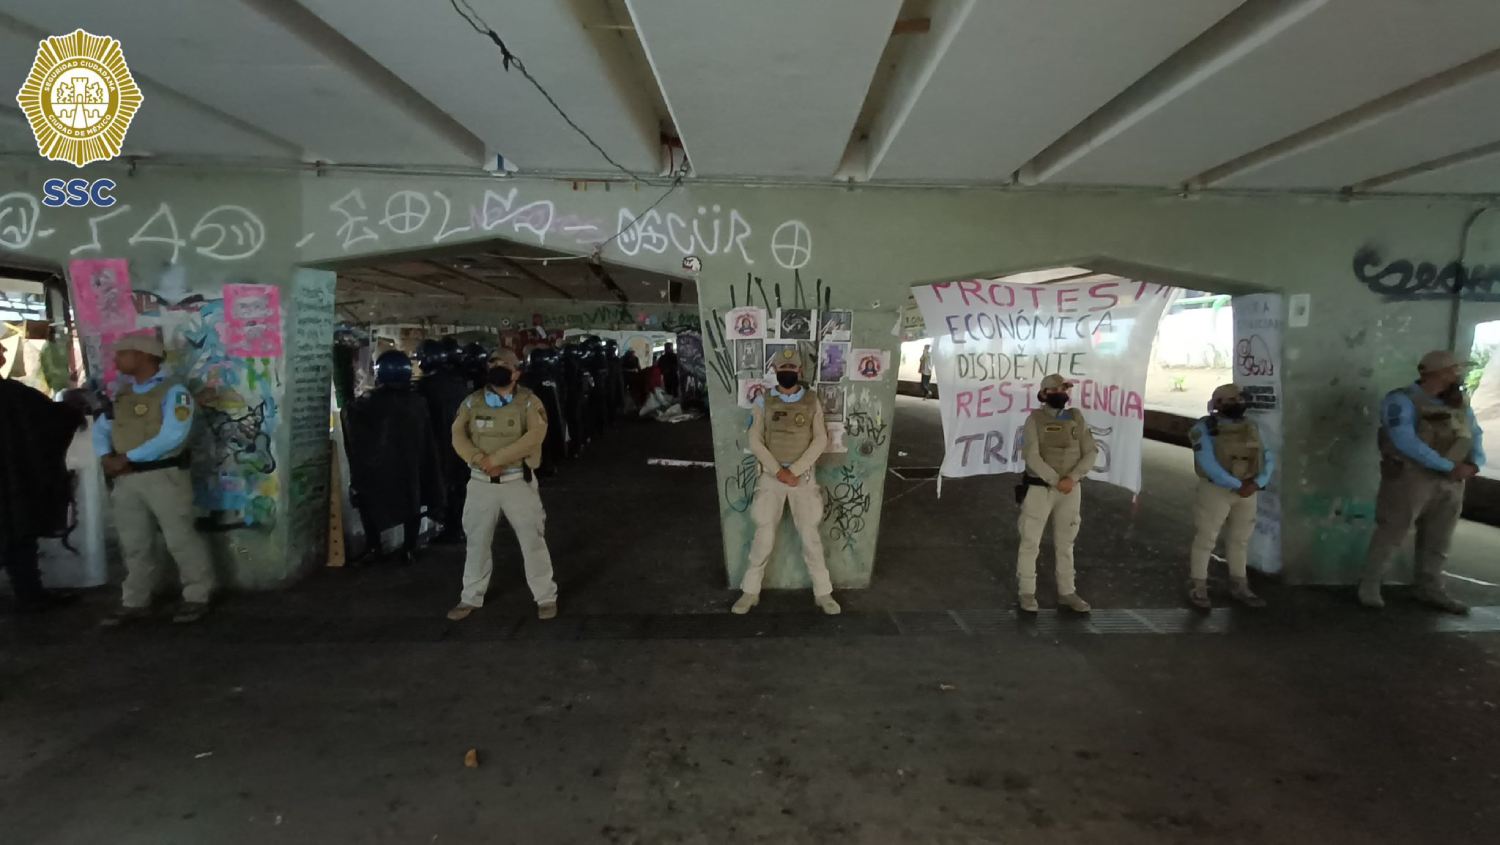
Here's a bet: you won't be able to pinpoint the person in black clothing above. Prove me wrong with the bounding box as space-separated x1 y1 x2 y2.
0 339 85 612
657 342 680 397
344 351 445 564
416 338 473 544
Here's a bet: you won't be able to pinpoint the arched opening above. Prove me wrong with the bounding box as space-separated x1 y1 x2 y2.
879 259 1500 612
317 238 722 616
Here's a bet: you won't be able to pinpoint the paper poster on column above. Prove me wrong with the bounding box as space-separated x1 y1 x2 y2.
913 278 1175 492
68 258 136 335
723 307 766 341
1232 293 1285 575
223 284 284 358
849 349 890 381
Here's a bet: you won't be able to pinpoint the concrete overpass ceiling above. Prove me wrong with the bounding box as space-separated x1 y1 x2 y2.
334 240 695 316
299 0 666 174
864 0 1241 183
0 0 483 165
624 0 904 178
0 14 300 160
3 1 1500 194
1026 0 1500 190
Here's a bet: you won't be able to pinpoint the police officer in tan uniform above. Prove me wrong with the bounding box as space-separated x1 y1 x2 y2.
1186 384 1275 610
732 348 839 616
1361 350 1486 614
1016 374 1097 613
95 332 216 625
446 349 558 621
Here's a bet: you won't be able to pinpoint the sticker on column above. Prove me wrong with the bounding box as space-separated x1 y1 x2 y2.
848 349 890 382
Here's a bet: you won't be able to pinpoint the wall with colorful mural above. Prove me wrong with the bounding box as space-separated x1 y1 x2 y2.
4 161 1495 589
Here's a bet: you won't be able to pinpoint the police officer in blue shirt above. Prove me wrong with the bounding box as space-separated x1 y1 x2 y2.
1186 384 1275 609
95 332 215 625
1361 350 1486 613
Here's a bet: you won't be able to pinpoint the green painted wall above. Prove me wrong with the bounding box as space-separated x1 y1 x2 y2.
3 162 1494 588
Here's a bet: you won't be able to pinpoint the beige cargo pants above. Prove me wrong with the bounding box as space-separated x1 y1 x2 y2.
742 470 833 596
460 476 558 607
1363 467 1464 593
1189 479 1258 580
112 469 215 608
1015 483 1082 595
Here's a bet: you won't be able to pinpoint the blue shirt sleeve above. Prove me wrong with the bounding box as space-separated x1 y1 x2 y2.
124 384 195 462
1470 406 1487 470
1381 391 1455 473
93 415 114 457
1190 420 1242 490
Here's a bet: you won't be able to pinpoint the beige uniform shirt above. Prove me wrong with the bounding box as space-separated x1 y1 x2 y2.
748 392 828 478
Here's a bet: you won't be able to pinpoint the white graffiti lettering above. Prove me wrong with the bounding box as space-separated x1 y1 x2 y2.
771 219 812 269
616 207 669 256
331 189 379 251
726 209 753 264
692 206 721 256
476 189 556 245
190 205 266 261
665 212 694 254
295 232 316 248
69 203 133 255
128 203 186 263
382 190 431 236
0 192 41 251
431 191 473 244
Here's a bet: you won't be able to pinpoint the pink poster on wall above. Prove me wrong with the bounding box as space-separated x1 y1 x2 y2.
68 258 137 336
223 283 283 358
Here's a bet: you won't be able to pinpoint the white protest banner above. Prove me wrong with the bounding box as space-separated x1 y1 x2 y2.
913 278 1175 491
1232 294 1285 575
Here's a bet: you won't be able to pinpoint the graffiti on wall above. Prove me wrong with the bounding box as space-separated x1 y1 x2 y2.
822 464 872 553
152 297 283 528
724 451 760 513
66 259 285 530
5 182 814 272
1353 247 1500 302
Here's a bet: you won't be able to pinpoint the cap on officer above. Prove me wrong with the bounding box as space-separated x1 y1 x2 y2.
773 347 804 371
1040 374 1074 391
1212 383 1243 403
488 348 522 369
112 331 165 359
1418 349 1471 374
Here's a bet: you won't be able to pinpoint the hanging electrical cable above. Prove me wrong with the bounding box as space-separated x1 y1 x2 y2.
446 0 692 260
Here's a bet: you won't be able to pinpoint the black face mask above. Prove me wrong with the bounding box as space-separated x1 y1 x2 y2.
1044 393 1069 409
1440 382 1465 408
1219 403 1247 420
775 371 800 389
486 366 514 388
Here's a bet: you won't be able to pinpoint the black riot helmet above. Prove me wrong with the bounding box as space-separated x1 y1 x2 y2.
462 342 489 367
414 339 448 372
374 350 414 387
440 336 462 364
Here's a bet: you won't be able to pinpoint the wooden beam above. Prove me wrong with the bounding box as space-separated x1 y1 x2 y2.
366 267 464 298
486 253 577 300
586 261 629 304
339 275 415 297
421 260 521 299
892 17 931 35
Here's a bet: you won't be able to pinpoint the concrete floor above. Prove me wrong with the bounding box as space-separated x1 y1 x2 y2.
4 399 1500 843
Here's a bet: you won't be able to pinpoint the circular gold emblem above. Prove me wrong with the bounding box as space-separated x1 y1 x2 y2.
795 414 807 426
133 402 148 417
16 29 143 167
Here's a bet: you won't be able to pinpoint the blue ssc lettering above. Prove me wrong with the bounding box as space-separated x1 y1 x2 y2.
41 177 117 208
